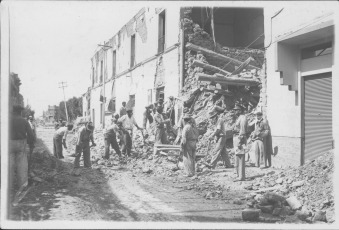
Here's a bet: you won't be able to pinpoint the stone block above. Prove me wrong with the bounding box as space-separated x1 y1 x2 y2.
326 207 335 223
286 196 302 210
272 208 282 216
259 205 274 214
313 210 326 222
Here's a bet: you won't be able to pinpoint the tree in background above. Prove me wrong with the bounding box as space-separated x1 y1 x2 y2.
22 105 35 119
57 97 83 121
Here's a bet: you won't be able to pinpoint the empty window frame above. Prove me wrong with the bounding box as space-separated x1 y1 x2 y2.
113 50 117 77
158 11 166 53
130 35 136 68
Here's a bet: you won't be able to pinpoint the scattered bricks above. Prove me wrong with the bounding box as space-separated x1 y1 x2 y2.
245 194 256 200
142 167 152 174
326 207 335 223
272 208 282 216
286 196 302 210
291 180 305 188
312 210 326 222
258 205 274 214
242 209 260 222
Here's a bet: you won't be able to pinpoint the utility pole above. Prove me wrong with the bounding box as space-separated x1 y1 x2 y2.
98 42 112 128
59 81 69 122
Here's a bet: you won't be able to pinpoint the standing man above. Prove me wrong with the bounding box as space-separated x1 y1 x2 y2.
143 105 153 129
181 114 199 177
232 105 248 181
74 122 96 169
53 124 74 159
10 105 35 199
119 101 127 117
103 117 121 160
118 108 142 156
165 96 176 126
250 111 272 168
153 106 171 144
28 115 37 141
208 112 232 169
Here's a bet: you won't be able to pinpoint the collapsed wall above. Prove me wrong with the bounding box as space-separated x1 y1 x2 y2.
180 7 266 157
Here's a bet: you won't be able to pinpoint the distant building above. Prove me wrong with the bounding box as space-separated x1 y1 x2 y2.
43 105 58 123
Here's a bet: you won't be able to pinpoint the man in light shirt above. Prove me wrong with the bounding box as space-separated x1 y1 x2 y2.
118 108 142 156
103 117 121 159
53 124 74 159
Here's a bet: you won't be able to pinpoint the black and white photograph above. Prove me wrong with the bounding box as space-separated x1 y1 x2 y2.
1 1 338 229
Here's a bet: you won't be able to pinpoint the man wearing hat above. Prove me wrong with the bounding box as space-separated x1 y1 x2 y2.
54 123 74 159
232 104 248 181
181 114 199 177
250 111 272 168
10 105 35 199
174 107 193 145
143 104 153 129
118 108 142 156
74 121 96 168
208 110 232 169
165 96 176 126
154 106 171 144
103 117 121 160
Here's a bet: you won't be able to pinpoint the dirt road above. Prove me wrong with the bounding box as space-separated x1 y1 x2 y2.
10 127 246 222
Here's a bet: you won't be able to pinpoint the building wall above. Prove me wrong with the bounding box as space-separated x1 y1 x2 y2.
264 3 336 166
87 7 181 128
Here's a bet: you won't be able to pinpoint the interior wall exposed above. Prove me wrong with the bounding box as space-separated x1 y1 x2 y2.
191 7 264 48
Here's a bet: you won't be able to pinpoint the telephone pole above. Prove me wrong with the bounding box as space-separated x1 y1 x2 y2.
59 81 69 122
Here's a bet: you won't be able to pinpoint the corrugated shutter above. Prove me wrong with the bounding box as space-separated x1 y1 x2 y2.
304 73 332 162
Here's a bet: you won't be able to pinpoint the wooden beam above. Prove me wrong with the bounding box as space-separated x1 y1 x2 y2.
203 88 233 96
231 57 253 75
186 43 260 70
192 60 231 76
154 144 181 148
196 73 259 86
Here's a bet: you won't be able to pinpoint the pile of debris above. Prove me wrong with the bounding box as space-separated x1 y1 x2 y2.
243 151 335 223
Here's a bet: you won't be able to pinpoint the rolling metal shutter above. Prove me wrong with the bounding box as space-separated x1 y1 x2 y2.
304 73 332 162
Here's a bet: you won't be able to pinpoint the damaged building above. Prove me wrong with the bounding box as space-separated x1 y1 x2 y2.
83 5 337 168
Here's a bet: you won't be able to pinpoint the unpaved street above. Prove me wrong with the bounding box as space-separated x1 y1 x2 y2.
11 127 246 222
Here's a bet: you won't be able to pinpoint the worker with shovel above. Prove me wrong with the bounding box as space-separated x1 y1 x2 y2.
103 117 121 160
207 112 232 169
118 108 142 156
73 122 96 169
154 106 171 144
53 123 74 159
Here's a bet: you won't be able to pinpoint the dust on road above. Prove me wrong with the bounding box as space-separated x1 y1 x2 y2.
10 127 245 222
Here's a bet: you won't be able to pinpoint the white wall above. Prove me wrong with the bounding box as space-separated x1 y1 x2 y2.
264 4 335 138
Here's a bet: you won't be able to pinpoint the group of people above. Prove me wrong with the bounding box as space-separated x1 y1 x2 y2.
52 96 272 181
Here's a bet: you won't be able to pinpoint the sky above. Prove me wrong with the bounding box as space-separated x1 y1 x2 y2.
7 1 143 117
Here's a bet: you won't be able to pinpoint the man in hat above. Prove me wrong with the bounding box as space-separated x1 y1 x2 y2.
143 105 153 129
250 111 272 168
54 123 74 159
74 121 96 169
119 101 127 117
9 105 35 199
174 107 195 145
103 117 121 160
165 96 176 126
154 106 171 144
181 114 199 177
232 104 248 181
118 108 142 156
208 111 232 169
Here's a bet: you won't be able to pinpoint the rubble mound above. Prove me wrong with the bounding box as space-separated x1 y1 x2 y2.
244 151 334 223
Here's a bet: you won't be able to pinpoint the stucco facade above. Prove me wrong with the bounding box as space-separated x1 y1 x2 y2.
86 7 181 128
264 3 337 166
